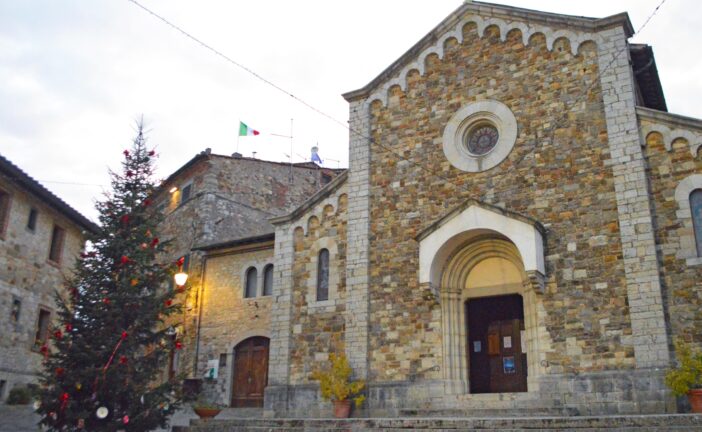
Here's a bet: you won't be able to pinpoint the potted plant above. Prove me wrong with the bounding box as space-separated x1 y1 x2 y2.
311 353 365 418
191 395 224 421
665 340 702 413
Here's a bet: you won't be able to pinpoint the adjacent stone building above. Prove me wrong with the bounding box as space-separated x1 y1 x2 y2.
0 155 97 402
166 2 702 417
151 150 341 403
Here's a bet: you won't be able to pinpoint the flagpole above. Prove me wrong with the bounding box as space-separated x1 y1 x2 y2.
289 118 294 183
236 120 240 153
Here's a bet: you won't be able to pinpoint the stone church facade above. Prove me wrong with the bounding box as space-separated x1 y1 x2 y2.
162 2 702 417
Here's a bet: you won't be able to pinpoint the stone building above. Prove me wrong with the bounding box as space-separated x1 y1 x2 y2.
0 155 97 402
167 2 702 417
151 149 341 398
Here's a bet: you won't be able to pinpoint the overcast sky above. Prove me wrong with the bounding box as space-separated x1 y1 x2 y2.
1 0 699 221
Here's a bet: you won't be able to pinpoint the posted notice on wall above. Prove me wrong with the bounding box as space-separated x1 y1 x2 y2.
503 336 512 349
473 340 481 352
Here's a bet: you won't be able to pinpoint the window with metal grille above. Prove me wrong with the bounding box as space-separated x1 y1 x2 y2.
316 249 329 301
691 190 702 256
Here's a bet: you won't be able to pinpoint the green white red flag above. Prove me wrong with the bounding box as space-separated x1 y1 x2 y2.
238 121 260 136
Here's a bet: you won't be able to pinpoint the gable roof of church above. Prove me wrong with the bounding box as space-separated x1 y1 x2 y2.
269 170 348 225
343 1 633 102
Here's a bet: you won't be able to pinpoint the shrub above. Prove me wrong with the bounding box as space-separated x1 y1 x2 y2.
311 353 365 408
6 386 32 405
665 340 702 396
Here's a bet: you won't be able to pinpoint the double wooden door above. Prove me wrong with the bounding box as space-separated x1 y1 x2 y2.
231 337 269 407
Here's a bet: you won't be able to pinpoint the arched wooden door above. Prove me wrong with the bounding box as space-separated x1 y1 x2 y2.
231 336 269 407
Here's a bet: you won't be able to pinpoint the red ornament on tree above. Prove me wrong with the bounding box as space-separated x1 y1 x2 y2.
143 198 152 207
65 323 73 332
175 340 183 350
53 330 63 340
55 367 65 376
120 214 130 225
102 298 110 305
148 150 155 156
121 331 128 340
120 255 129 265
119 355 128 365
126 170 134 177
165 299 172 307
151 238 159 247
123 149 130 156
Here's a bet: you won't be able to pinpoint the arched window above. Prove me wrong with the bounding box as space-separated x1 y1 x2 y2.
263 264 274 296
245 267 257 298
691 190 702 256
316 249 330 301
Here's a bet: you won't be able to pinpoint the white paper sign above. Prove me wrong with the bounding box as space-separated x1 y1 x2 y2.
473 341 481 352
503 336 512 349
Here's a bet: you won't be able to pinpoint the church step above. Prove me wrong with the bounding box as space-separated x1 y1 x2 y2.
183 414 702 431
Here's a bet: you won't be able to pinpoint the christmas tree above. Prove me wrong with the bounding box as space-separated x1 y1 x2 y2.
37 123 183 431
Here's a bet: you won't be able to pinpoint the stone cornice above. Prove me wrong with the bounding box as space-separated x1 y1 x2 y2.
637 106 702 132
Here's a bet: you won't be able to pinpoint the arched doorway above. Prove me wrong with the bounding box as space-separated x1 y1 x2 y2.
231 336 269 407
439 234 539 394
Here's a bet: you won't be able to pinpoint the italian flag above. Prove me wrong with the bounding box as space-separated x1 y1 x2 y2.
239 121 260 136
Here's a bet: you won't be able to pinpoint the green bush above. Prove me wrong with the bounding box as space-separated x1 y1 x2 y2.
6 386 32 405
665 340 702 396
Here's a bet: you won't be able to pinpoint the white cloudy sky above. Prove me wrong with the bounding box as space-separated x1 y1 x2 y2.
1 0 700 221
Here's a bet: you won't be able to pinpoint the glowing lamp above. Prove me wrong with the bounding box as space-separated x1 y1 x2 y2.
169 186 178 193
174 271 188 287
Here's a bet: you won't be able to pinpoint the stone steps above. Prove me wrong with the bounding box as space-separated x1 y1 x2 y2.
183 414 702 431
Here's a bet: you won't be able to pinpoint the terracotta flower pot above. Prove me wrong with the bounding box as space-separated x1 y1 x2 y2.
688 389 702 413
193 407 221 421
333 399 352 418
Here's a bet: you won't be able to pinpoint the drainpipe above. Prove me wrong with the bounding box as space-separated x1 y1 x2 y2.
193 255 208 377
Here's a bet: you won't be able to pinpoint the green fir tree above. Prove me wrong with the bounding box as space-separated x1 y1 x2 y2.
37 123 183 431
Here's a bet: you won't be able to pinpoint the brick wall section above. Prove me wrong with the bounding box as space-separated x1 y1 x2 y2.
642 120 702 348
597 27 670 368
0 179 87 399
363 25 633 381
289 193 348 383
197 245 273 404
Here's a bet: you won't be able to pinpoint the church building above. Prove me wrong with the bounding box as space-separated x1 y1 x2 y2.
157 2 702 416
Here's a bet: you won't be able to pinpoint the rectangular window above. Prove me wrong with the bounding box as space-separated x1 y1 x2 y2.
27 208 38 231
0 189 10 238
10 298 21 323
48 225 65 263
180 184 192 204
34 309 51 346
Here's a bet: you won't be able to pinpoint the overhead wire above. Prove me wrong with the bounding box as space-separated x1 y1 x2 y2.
125 0 669 204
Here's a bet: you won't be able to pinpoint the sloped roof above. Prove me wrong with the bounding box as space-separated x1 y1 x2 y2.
0 154 99 234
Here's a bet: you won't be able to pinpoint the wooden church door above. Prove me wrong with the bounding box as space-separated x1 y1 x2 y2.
231 337 269 407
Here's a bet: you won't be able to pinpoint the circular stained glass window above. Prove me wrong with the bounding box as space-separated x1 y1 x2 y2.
466 124 499 156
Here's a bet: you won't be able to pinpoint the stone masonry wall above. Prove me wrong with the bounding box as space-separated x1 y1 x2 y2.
196 244 274 405
642 119 702 349
366 24 632 381
289 190 348 384
154 153 331 379
0 177 86 401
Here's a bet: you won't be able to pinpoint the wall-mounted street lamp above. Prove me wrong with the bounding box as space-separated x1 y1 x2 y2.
174 256 188 287
169 186 178 194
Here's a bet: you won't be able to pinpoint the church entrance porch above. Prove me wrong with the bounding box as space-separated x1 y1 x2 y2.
231 336 269 408
467 294 527 394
